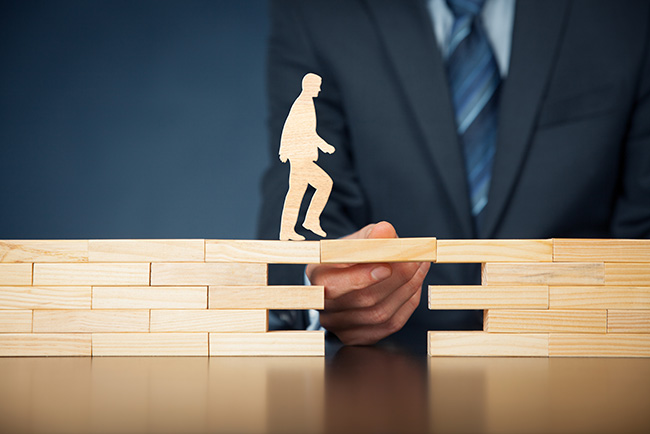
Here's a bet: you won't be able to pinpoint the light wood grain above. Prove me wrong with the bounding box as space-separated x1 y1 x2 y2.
484 309 607 333
209 286 324 310
554 239 650 262
482 262 604 286
92 333 208 356
150 309 267 332
321 238 437 263
209 331 324 356
33 263 150 286
549 333 650 357
92 286 207 309
0 286 91 309
428 331 548 357
279 73 334 241
151 263 266 286
89 239 204 262
33 310 150 332
604 263 650 286
549 286 650 309
205 240 320 263
0 333 91 356
436 239 552 263
428 285 548 309
0 263 33 285
607 310 650 333
0 240 88 262
0 310 32 332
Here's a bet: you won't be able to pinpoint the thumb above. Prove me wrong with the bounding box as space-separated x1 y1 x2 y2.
346 221 398 240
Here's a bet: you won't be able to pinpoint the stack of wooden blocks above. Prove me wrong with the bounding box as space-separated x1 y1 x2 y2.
429 239 650 357
0 240 324 356
1 238 649 357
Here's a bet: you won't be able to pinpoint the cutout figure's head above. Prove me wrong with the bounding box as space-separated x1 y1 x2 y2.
302 73 322 97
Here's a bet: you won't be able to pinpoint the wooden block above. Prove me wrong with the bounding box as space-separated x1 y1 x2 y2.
151 263 266 286
484 309 607 333
92 286 207 309
0 333 91 356
482 262 604 286
550 286 650 309
554 239 650 262
549 333 650 357
150 309 267 332
33 310 150 333
92 333 208 356
436 239 552 263
89 239 204 262
0 310 32 332
205 240 320 263
607 310 650 333
0 240 88 262
428 285 548 309
0 286 91 309
0 263 32 285
209 286 324 310
428 331 548 357
605 263 650 286
320 238 437 263
33 263 150 286
209 331 324 356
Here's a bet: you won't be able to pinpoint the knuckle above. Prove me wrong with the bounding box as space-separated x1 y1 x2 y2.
404 277 423 296
385 314 405 335
394 262 420 284
354 290 378 309
367 305 392 326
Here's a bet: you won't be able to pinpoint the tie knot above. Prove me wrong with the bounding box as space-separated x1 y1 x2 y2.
445 0 485 18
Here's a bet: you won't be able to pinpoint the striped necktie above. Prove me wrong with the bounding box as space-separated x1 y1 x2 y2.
445 0 500 227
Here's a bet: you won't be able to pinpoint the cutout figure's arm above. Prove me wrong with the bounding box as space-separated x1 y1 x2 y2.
317 137 336 155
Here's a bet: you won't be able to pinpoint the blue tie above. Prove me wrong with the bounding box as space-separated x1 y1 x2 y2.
445 0 500 225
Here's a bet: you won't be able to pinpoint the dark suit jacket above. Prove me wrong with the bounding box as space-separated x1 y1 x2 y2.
257 0 650 348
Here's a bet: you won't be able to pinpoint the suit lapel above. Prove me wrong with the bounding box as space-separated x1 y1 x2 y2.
480 1 570 238
365 0 475 237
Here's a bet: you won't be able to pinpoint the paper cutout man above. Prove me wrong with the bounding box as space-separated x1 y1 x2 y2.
279 73 335 241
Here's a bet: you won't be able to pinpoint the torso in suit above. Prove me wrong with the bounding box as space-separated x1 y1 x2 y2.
257 0 650 349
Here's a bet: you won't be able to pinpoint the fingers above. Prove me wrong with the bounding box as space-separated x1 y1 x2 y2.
323 261 420 310
309 262 392 298
321 263 428 345
321 261 429 328
334 287 421 346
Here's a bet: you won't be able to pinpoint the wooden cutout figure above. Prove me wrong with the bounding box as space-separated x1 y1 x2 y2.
279 73 335 241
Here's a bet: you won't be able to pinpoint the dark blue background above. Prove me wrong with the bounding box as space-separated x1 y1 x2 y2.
0 0 269 239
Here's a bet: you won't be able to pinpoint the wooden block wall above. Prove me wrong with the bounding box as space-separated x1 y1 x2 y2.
3 237 648 357
429 238 650 357
0 239 323 357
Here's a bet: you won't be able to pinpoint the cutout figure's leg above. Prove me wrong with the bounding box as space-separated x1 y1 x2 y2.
303 162 333 237
280 163 309 241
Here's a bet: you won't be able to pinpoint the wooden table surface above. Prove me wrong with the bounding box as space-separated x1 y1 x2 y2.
1 347 649 433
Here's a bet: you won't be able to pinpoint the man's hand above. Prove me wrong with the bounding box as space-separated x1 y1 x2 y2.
306 221 430 345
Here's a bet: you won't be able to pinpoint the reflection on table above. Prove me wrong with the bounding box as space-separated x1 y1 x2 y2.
0 347 648 433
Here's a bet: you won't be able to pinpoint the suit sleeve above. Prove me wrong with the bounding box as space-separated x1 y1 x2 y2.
257 1 371 328
611 16 650 238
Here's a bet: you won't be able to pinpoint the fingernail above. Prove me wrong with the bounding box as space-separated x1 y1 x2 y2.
371 265 391 281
